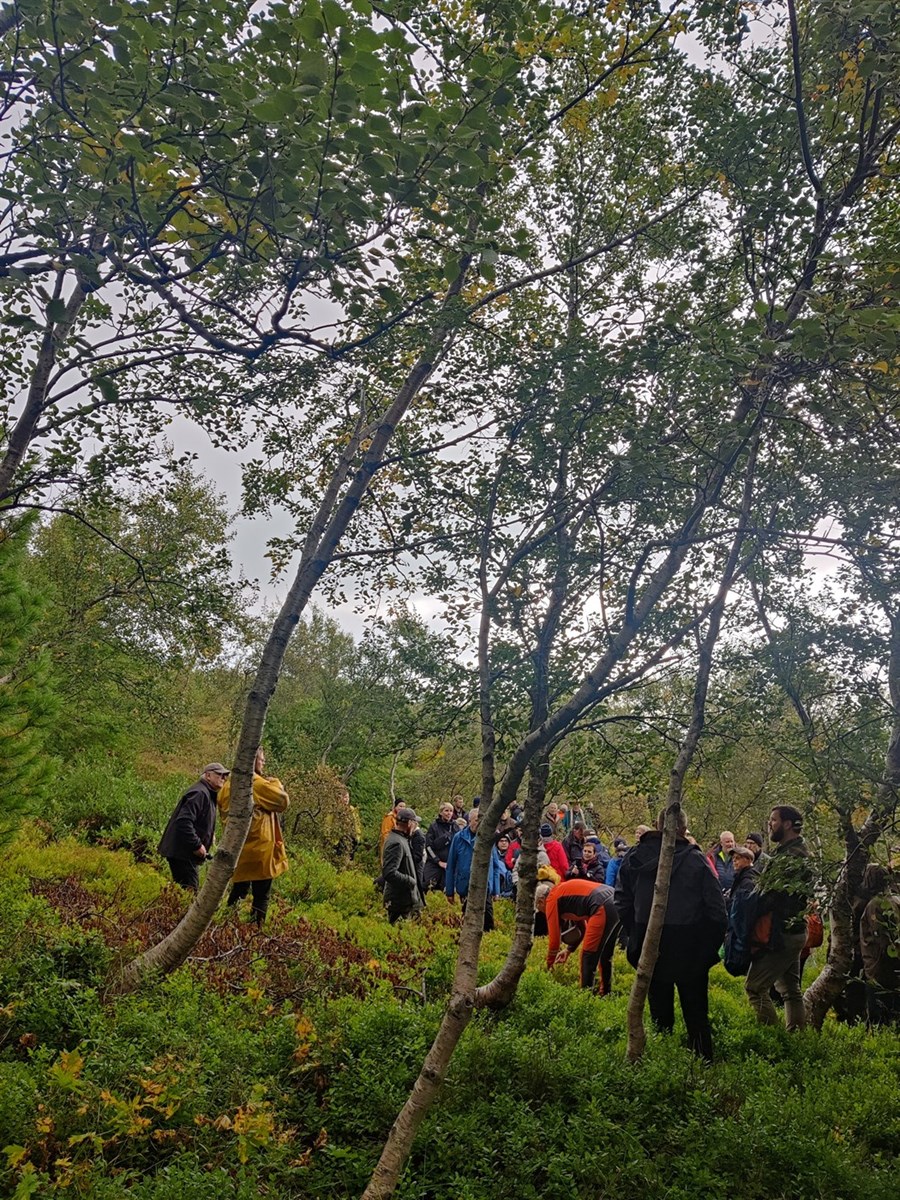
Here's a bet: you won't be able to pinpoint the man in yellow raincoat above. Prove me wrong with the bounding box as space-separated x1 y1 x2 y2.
217 747 289 925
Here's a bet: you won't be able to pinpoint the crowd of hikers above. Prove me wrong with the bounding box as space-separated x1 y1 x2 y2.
157 760 900 1057
377 796 900 1057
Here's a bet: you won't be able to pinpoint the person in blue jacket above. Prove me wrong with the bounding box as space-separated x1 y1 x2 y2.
605 838 629 887
445 809 496 931
491 833 515 898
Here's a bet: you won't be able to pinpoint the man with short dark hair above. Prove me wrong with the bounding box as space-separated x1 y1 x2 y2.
745 805 813 1031
381 806 425 924
158 764 228 889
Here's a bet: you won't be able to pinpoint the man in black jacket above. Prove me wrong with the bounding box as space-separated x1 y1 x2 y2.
158 764 228 889
381 806 425 924
614 808 727 1060
423 803 456 892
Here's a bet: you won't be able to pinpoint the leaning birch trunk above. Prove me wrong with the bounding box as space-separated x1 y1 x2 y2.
475 754 547 1010
360 778 511 1200
626 440 757 1060
117 264 475 989
804 612 900 1027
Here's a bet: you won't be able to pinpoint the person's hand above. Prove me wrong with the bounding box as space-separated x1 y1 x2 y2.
439 861 446 869
194 844 207 860
553 948 570 966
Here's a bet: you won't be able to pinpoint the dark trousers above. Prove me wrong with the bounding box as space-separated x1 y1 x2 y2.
648 969 714 1061
461 892 494 932
387 902 418 925
167 857 200 890
228 879 273 924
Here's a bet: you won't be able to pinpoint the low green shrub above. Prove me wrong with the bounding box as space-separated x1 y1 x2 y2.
0 837 898 1200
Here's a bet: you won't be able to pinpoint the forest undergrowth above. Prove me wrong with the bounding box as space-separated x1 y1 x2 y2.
1 833 898 1200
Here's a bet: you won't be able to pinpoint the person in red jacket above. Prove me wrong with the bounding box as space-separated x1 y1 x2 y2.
536 879 620 995
540 822 570 880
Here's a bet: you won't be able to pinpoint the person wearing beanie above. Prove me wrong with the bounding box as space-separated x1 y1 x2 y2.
745 831 769 866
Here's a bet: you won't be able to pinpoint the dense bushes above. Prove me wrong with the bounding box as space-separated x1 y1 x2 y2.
0 839 898 1199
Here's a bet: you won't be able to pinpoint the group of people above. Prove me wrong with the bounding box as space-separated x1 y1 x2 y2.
379 794 892 1060
161 762 898 1045
157 750 290 925
548 805 819 1059
376 795 633 928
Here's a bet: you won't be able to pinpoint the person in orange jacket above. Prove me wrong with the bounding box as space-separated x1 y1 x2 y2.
536 879 620 995
217 747 289 925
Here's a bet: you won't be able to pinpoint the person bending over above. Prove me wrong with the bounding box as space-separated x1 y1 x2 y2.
536 879 620 996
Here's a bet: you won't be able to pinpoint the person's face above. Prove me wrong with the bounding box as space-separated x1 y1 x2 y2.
546 807 558 821
734 852 753 872
536 892 547 913
255 748 266 773
583 844 596 864
574 827 584 842
498 837 509 853
745 838 760 857
768 810 785 843
204 769 228 792
469 812 480 833
395 819 412 837
439 804 454 821
720 832 735 852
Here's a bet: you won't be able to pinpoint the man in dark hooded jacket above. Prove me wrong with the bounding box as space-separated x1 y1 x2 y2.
614 808 727 1060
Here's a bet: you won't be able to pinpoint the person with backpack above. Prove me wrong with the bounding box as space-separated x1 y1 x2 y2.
540 823 570 879
744 805 813 1031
